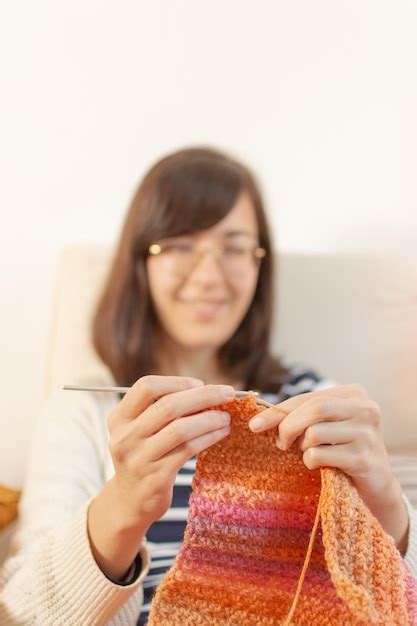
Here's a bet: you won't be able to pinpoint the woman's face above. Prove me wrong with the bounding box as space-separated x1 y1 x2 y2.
146 192 262 352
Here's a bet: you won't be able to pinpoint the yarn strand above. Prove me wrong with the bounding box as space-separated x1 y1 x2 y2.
283 482 323 625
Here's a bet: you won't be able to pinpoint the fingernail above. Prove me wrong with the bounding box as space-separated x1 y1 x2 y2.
220 385 235 399
189 378 204 387
276 439 285 450
221 412 231 425
250 417 264 431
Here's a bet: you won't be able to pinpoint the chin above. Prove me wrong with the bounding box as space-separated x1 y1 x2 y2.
172 327 235 351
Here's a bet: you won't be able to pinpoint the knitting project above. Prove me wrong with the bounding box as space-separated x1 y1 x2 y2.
148 396 417 625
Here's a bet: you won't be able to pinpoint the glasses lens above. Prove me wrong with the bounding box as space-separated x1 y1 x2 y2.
220 245 264 276
150 240 265 277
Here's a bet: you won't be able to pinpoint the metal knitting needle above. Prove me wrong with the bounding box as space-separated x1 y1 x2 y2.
63 385 272 408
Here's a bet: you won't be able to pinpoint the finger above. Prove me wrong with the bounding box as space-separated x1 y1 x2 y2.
298 420 355 452
302 443 356 472
277 383 369 413
248 384 368 433
110 375 205 423
149 410 231 460
138 384 235 437
278 396 363 451
162 425 231 472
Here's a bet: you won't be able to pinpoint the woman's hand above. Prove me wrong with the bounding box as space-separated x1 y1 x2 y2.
107 375 234 527
88 375 234 579
249 384 409 554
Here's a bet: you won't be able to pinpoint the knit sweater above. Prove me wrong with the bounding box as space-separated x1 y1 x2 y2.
1 371 417 625
149 396 417 625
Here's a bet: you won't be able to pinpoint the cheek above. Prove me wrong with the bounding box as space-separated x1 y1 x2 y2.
146 257 159 290
147 257 173 289
235 270 259 308
222 271 259 333
146 259 173 310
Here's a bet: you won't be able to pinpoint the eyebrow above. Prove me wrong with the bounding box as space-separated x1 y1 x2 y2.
222 230 258 238
170 229 259 241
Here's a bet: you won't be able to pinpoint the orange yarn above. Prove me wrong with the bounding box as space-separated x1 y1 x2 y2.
0 485 20 532
148 396 417 625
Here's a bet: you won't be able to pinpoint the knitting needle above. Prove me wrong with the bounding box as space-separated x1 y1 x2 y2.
63 385 272 408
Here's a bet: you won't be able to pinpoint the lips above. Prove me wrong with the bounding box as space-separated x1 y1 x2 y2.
179 298 228 305
189 300 227 305
179 299 227 320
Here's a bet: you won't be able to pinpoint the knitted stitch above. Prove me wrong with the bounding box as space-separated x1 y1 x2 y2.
148 396 417 625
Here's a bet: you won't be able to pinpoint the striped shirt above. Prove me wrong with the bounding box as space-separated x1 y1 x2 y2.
137 365 325 624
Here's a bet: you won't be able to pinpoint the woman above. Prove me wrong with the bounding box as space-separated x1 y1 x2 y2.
1 147 416 625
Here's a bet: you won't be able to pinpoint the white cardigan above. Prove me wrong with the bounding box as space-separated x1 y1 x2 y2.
1 385 417 625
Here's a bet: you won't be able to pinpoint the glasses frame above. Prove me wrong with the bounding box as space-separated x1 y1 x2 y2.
148 241 267 264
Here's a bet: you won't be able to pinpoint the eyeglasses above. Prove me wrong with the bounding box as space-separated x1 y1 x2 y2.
148 237 267 278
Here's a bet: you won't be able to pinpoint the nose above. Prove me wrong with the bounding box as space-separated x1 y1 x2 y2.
188 248 226 283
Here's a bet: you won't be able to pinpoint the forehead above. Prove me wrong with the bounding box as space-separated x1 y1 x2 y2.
204 193 258 238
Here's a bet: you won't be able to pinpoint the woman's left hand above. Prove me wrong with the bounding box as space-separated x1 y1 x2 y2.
249 384 409 554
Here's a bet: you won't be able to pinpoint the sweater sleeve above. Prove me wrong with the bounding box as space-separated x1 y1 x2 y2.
0 390 150 625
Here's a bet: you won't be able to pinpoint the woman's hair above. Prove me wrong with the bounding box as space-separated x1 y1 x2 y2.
93 146 288 392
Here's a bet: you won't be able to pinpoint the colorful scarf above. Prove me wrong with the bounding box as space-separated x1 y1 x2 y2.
148 396 417 625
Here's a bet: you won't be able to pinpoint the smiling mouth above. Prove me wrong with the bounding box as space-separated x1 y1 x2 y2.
179 300 228 319
187 300 227 305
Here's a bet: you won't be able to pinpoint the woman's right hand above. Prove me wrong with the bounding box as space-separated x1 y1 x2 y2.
87 376 234 581
107 375 234 528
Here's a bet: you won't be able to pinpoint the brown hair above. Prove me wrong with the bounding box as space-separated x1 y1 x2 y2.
93 146 288 392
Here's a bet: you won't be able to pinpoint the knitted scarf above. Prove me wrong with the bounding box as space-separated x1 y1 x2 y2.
148 396 417 625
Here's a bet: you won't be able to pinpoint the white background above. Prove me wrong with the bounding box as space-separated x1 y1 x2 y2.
1 1 416 486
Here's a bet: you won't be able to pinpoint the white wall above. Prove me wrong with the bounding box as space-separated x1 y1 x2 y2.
1 0 416 487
